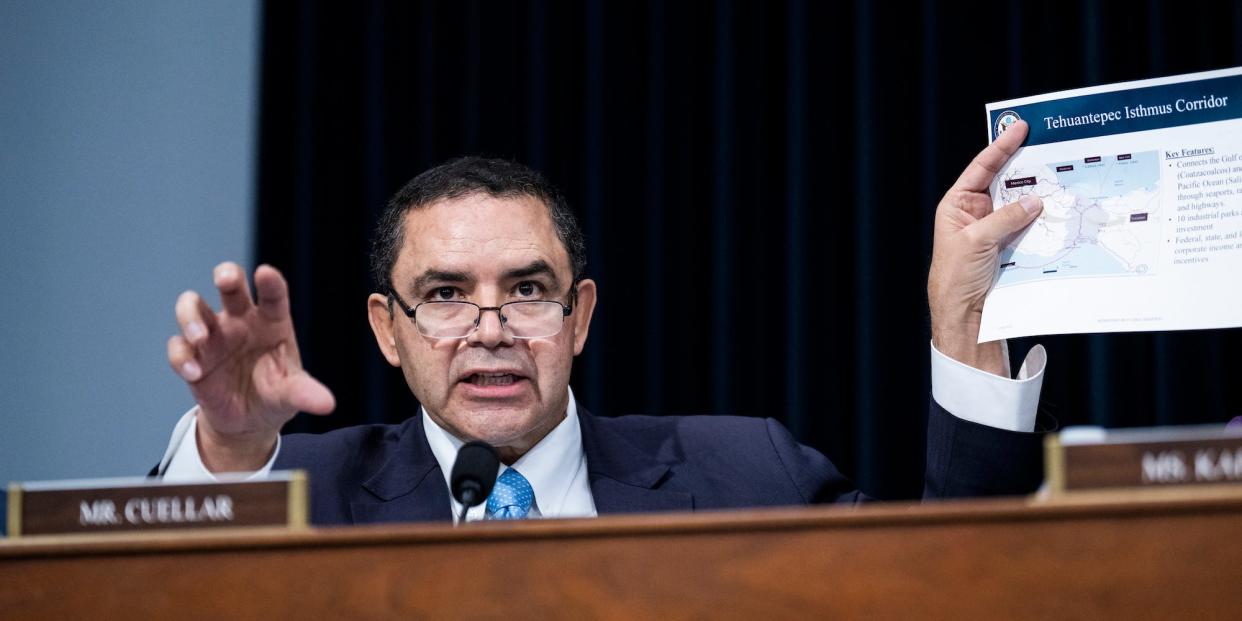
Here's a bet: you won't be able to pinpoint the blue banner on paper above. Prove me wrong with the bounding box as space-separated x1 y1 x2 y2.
990 73 1242 145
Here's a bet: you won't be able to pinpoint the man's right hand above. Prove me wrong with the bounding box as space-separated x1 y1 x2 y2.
167 262 335 472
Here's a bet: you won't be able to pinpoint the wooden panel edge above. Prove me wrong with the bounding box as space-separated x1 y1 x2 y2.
10 494 1242 560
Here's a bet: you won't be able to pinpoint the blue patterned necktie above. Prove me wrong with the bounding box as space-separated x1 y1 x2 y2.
486 468 535 520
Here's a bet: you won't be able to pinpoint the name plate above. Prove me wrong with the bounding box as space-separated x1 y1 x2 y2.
5 471 307 538
1046 426 1242 494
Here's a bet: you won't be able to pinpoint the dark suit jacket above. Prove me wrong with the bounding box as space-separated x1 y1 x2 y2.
272 400 1047 526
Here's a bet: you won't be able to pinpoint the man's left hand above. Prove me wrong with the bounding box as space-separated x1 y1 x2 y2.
928 120 1042 376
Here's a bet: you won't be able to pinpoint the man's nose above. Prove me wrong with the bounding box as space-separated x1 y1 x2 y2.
467 307 514 347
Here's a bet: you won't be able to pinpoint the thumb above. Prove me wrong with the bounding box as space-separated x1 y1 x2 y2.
970 195 1042 245
285 372 337 415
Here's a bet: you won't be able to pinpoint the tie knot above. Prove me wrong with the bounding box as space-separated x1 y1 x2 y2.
486 468 534 520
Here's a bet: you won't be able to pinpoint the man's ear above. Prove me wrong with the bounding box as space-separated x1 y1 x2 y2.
570 279 597 356
367 293 402 367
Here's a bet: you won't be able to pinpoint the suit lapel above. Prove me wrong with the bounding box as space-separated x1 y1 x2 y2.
346 407 694 522
350 413 452 524
578 408 694 514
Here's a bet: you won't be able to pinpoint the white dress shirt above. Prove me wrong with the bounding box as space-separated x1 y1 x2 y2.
159 343 1047 504
930 341 1046 432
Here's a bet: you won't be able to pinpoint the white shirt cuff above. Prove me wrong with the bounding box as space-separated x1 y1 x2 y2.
930 341 1046 432
158 407 280 481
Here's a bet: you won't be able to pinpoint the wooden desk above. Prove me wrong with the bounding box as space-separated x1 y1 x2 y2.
3 492 1241 619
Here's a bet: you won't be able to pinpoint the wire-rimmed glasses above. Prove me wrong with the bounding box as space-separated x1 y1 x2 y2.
387 287 574 339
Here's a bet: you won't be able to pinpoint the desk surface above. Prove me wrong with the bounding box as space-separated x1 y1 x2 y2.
4 491 1242 619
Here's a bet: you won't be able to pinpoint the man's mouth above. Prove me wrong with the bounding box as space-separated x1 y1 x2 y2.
467 373 520 386
458 370 530 399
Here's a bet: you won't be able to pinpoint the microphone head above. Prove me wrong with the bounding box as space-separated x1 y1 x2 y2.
450 440 500 508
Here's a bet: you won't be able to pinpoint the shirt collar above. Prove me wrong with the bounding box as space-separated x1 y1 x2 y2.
423 387 584 519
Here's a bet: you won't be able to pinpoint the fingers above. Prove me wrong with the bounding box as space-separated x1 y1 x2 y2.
254 351 337 416
171 289 216 381
250 342 335 417
215 261 254 317
285 373 337 415
951 120 1029 193
175 290 218 345
253 264 291 321
967 195 1042 246
168 335 202 382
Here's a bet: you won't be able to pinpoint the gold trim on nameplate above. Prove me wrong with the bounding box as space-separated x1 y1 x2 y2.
7 483 22 537
287 470 308 530
1038 483 1242 506
1044 434 1066 495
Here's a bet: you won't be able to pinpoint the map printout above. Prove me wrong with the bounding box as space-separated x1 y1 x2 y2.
980 66 1242 341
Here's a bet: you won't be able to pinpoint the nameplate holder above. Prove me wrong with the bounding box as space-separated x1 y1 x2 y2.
1045 426 1242 495
5 470 307 538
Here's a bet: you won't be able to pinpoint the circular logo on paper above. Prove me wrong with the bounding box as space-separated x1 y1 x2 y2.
994 110 1021 138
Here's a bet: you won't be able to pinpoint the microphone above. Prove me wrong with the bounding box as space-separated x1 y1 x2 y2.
450 441 500 523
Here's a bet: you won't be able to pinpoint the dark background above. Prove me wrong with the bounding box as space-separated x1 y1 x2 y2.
257 0 1242 500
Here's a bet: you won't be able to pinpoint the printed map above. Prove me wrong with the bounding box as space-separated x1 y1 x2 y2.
994 150 1160 287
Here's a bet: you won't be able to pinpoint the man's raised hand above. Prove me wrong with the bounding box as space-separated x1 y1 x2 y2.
928 120 1043 376
166 263 335 472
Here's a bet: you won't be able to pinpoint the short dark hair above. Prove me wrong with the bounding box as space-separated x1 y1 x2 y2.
371 156 587 294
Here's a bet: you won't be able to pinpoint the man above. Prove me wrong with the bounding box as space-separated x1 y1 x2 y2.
159 121 1049 523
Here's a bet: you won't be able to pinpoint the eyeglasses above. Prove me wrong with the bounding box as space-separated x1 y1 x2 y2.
387 287 574 339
